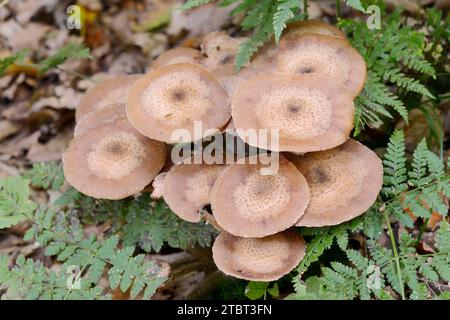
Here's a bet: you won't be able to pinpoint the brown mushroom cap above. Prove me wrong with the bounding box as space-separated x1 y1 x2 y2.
284 20 348 42
232 73 354 153
74 103 126 137
127 63 230 143
212 230 306 281
63 118 166 200
152 47 204 69
163 162 225 223
210 155 310 238
288 139 383 227
201 33 247 70
76 75 141 121
274 34 366 98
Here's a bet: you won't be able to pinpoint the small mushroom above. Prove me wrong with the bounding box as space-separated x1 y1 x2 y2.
232 73 354 153
76 75 141 121
74 103 126 137
212 230 306 281
274 34 366 98
152 47 204 69
150 172 167 199
63 118 166 200
210 155 310 238
201 32 247 70
288 139 383 227
283 20 348 42
163 161 225 223
127 63 230 143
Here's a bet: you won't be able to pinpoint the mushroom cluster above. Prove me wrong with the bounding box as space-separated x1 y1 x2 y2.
63 20 383 282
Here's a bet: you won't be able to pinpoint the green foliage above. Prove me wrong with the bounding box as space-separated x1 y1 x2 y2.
0 49 28 76
24 162 65 190
121 197 217 252
0 255 106 300
0 176 36 229
345 0 366 12
181 0 213 10
289 130 449 300
37 43 91 75
245 281 279 300
0 163 217 299
342 11 437 133
273 0 297 43
0 207 167 300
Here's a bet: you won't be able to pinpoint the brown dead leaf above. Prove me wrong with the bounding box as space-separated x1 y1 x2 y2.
0 120 21 141
167 4 235 38
27 128 73 163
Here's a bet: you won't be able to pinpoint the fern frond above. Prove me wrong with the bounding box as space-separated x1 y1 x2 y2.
0 176 37 229
24 162 65 190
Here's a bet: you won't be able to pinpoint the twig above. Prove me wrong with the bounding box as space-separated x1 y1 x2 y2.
336 0 342 20
303 0 308 19
429 12 450 55
383 211 406 300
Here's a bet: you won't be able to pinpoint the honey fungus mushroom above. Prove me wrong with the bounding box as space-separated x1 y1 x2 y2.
274 34 366 98
76 75 141 121
74 103 126 137
127 63 230 143
232 73 354 153
287 139 383 227
212 230 306 281
210 156 310 238
283 20 349 42
163 161 225 223
152 47 203 69
201 32 247 70
63 118 166 200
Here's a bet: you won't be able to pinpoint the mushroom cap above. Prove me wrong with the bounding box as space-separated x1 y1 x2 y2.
232 73 354 153
152 47 204 69
274 34 366 98
163 161 225 223
127 63 230 143
289 139 383 227
76 75 141 121
284 20 348 42
212 230 306 281
210 155 310 238
63 118 166 200
74 103 126 137
201 33 247 70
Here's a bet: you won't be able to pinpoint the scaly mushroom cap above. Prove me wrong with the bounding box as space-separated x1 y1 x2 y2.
212 230 306 281
74 103 126 137
76 75 141 121
163 162 225 223
274 34 366 98
284 20 348 42
289 139 383 227
152 47 203 69
210 156 310 237
63 118 166 200
127 63 231 143
201 32 247 70
232 73 354 153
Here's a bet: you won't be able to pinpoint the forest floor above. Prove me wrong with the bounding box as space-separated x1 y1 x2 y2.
0 0 449 299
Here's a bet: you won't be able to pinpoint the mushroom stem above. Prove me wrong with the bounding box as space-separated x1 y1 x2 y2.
201 211 225 232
